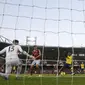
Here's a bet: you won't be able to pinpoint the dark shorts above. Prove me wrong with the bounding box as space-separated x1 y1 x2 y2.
81 68 84 70
64 63 71 69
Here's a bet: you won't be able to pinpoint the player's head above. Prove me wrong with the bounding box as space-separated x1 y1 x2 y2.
13 39 19 45
33 45 37 50
68 52 71 56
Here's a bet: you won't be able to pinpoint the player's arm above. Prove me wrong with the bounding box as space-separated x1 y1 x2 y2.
0 48 6 54
35 50 41 59
18 45 33 58
66 56 69 59
23 51 33 58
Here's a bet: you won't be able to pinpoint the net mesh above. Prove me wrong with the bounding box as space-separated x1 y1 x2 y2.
0 0 85 46
0 0 85 85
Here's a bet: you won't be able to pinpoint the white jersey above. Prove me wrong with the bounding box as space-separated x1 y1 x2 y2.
0 45 23 59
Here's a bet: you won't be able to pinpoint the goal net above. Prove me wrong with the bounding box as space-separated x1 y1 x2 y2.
0 0 85 85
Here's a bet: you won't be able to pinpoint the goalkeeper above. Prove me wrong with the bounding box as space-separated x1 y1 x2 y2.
0 40 34 80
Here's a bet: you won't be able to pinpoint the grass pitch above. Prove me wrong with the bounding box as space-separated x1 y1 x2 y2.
0 74 85 85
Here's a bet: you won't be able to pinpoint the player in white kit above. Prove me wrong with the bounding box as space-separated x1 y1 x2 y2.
0 40 33 80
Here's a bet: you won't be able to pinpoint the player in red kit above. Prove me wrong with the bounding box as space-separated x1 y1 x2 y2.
30 45 41 75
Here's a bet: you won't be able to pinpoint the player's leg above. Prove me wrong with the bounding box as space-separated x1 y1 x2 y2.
70 66 75 75
67 64 75 75
60 63 71 74
30 65 34 75
16 64 22 78
66 64 72 74
59 63 67 74
36 60 40 74
15 59 22 78
5 64 12 78
0 63 12 79
58 66 64 74
81 68 84 74
30 60 35 75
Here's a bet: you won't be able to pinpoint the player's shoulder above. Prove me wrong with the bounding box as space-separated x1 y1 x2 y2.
14 45 21 47
67 55 72 57
67 55 69 58
69 55 72 58
67 56 71 59
7 44 21 49
36 49 40 52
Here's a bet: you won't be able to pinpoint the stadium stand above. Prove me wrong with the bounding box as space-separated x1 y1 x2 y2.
0 41 85 74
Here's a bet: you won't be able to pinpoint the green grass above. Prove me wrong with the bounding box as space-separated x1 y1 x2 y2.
0 74 85 85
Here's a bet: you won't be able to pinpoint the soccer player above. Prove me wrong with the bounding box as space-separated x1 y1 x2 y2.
0 40 33 80
80 62 84 74
60 52 73 75
65 52 73 74
30 45 41 75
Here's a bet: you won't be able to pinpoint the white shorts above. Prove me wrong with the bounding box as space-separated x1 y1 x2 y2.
5 57 21 74
6 57 21 66
31 59 40 66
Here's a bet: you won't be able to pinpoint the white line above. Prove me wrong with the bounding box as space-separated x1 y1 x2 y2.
11 75 85 78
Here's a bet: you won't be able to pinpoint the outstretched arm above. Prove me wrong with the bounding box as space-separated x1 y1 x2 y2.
23 51 33 58
18 45 34 59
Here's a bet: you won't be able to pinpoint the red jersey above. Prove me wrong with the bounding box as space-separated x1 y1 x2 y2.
32 49 40 59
